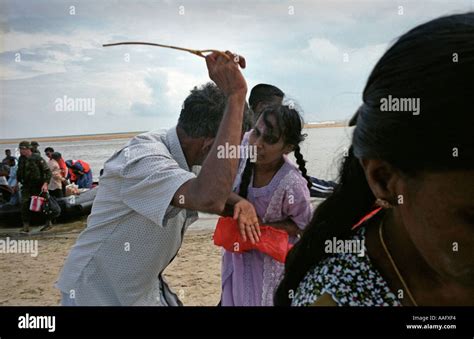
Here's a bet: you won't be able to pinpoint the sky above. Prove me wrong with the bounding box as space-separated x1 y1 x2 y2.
0 0 472 138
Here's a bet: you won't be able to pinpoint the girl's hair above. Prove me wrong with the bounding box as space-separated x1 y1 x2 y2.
238 104 312 199
275 12 474 306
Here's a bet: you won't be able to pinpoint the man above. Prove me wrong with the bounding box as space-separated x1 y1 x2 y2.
30 141 41 155
2 149 16 164
16 141 52 233
248 83 284 118
65 159 93 188
44 147 54 159
0 164 11 202
3 157 20 205
45 148 64 198
56 51 257 306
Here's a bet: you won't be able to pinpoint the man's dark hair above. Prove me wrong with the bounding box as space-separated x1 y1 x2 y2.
248 84 284 112
44 147 54 153
178 82 251 138
5 149 11 155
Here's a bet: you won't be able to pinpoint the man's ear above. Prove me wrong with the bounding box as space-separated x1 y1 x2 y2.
360 158 400 204
202 138 215 153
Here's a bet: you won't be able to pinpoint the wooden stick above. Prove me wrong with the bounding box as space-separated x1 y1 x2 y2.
102 41 230 59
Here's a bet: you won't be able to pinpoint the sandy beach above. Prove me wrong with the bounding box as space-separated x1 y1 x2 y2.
0 218 222 306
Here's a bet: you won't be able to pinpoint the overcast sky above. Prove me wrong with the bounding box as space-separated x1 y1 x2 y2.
0 0 472 138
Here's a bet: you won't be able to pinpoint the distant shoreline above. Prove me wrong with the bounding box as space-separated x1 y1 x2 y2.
0 123 347 144
0 132 145 145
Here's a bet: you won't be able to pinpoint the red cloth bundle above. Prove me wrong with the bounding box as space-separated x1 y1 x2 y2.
213 217 293 263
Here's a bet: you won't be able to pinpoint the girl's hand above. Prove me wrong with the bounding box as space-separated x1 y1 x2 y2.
233 199 261 244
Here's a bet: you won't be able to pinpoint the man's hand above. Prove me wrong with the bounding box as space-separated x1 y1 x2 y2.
205 51 247 97
41 183 48 193
233 199 261 244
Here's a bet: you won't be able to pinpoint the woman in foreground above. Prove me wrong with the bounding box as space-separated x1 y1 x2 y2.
275 12 474 306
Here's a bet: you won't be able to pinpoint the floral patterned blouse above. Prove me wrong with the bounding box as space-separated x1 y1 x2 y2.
291 228 402 306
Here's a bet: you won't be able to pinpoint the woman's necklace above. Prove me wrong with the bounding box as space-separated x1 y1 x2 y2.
378 221 418 306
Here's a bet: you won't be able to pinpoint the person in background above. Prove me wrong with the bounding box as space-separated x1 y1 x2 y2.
0 164 11 202
44 147 55 158
45 148 65 198
30 141 41 155
51 152 68 192
16 141 52 233
66 159 93 189
5 157 20 205
2 149 16 164
275 13 474 307
249 84 284 118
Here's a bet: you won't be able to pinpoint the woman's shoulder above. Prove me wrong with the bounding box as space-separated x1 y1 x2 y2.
291 228 401 307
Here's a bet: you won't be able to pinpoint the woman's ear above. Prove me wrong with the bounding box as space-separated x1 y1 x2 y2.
360 158 400 205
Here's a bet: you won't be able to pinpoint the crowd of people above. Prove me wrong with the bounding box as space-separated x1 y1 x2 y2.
56 13 474 307
0 141 93 233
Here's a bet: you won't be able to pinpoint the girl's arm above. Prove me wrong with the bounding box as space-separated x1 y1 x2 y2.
261 218 302 237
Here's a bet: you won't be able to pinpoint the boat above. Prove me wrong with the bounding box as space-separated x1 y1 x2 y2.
0 186 98 227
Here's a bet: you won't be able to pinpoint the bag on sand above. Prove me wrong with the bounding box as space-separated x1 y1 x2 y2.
213 217 293 263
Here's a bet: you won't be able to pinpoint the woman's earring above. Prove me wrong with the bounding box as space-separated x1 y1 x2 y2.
375 198 392 209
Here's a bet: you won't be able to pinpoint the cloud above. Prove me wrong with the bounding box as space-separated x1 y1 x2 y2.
1 0 472 138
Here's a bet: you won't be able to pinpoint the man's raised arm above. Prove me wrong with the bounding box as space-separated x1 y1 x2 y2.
172 51 247 214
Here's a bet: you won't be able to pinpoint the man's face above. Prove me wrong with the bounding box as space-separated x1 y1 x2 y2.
45 151 53 159
5 150 11 156
20 148 32 157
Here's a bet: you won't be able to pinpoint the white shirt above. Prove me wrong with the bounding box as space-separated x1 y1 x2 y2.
48 159 63 191
56 127 198 305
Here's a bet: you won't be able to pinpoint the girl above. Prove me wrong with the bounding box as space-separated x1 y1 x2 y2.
221 104 313 306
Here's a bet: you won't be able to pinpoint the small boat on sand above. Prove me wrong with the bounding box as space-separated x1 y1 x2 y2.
0 186 98 228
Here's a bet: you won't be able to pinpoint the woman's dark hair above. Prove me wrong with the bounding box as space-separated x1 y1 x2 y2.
275 12 474 306
238 104 312 199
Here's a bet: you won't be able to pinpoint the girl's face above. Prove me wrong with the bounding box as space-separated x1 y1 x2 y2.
248 114 293 166
396 170 474 286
